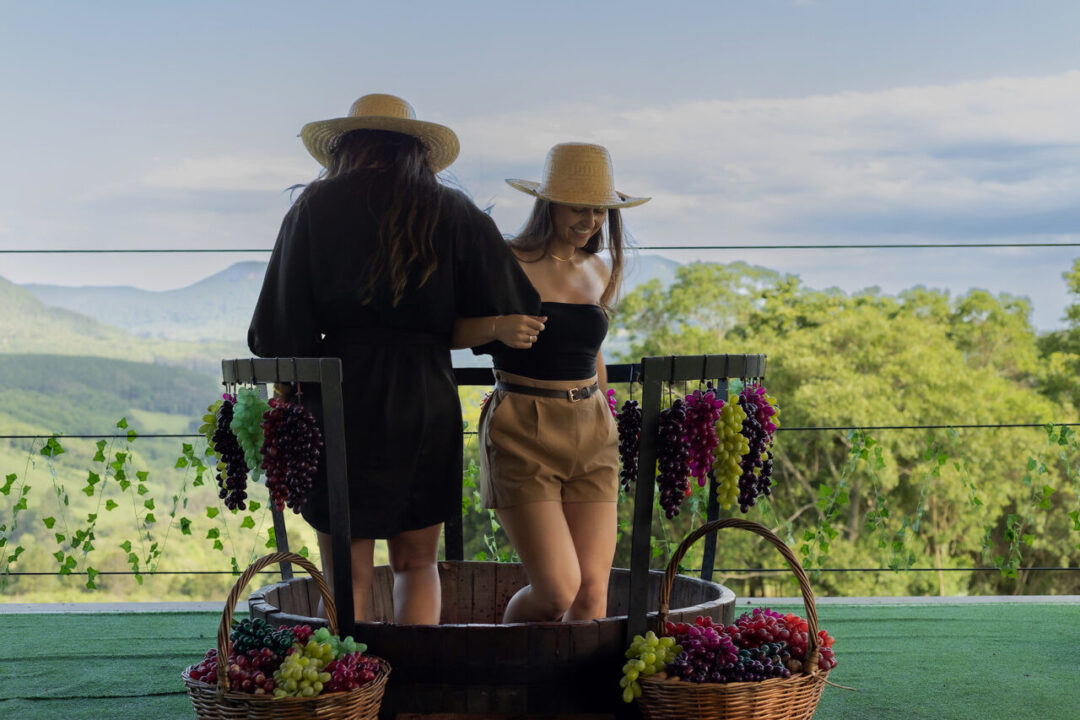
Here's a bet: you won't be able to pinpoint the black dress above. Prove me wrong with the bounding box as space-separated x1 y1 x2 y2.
248 170 540 538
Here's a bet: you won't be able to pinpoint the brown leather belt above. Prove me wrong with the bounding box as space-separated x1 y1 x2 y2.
495 380 600 402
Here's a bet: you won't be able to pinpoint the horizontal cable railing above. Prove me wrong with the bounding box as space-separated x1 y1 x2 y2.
2 242 1079 253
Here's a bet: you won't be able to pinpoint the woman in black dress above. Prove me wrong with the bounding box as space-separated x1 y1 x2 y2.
248 94 542 624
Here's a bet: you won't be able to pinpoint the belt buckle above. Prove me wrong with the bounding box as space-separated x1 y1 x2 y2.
567 385 588 401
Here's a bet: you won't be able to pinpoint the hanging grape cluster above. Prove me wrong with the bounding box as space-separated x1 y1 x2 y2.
616 399 642 491
211 395 249 510
260 392 324 513
735 385 779 512
656 399 691 518
231 387 270 482
712 398 749 510
682 387 724 488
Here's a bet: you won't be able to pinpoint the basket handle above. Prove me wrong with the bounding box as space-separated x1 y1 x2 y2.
655 518 821 676
215 551 338 690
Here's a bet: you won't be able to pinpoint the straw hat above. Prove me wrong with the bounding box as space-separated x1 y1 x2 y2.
506 142 650 209
300 94 460 172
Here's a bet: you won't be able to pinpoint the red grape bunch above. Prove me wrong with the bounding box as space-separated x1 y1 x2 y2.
681 388 724 488
616 399 642 491
211 395 249 511
260 394 324 513
656 398 691 518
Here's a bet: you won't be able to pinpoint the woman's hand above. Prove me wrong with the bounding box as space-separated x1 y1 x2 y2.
494 314 547 349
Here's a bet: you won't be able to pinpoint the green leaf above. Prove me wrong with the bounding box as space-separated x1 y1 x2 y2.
298 545 310 558
248 500 261 512
136 484 148 496
40 436 65 458
7 546 25 563
118 479 131 491
94 440 107 462
143 499 155 511
213 539 224 551
175 456 189 469
143 513 156 525
206 507 219 519
206 528 220 539
54 533 65 544
266 527 277 549
180 517 192 535
105 500 119 511
116 417 128 429
137 470 148 482
43 517 56 529
53 550 65 563
86 513 97 524
86 566 99 590
2 473 18 495
120 540 132 552
240 516 255 529
127 429 137 440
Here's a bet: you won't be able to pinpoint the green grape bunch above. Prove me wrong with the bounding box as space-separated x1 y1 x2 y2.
313 627 367 660
231 387 270 482
619 630 681 704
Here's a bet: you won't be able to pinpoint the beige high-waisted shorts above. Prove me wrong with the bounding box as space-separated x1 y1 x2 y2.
478 370 619 509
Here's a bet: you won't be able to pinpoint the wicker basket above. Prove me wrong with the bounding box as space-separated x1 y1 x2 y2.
181 551 391 720
638 519 829 720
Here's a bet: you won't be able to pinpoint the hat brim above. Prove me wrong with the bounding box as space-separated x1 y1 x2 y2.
301 116 460 172
505 179 650 209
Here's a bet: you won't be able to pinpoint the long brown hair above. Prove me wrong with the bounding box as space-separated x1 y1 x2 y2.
509 199 626 313
301 128 444 306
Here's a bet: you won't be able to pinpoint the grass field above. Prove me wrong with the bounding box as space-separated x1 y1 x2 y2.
1 599 1076 719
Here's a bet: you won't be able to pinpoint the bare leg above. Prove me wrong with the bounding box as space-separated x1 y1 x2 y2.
496 501 581 623
561 501 617 621
315 531 375 622
387 523 443 625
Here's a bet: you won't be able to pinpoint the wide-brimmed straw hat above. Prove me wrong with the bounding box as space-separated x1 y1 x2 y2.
506 142 650 210
300 94 460 172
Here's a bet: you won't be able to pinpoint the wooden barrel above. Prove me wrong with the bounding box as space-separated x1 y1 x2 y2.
249 561 735 719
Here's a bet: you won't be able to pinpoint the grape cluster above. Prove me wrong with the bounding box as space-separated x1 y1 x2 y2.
682 388 724 488
616 399 642 491
272 638 335 697
289 623 315 646
665 620 739 684
324 652 382 693
186 647 281 695
619 631 682 704
313 626 366 658
735 387 777 512
231 388 269 482
260 394 324 513
712 398 749 510
186 648 219 684
656 399 691 518
230 617 295 656
777 612 837 672
211 396 249 510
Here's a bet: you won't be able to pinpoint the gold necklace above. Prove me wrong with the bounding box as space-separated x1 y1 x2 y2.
549 248 576 262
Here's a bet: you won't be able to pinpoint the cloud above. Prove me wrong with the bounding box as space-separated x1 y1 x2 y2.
140 155 317 193
452 71 1080 243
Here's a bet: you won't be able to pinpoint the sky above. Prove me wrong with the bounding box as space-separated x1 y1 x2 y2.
1 0 1079 330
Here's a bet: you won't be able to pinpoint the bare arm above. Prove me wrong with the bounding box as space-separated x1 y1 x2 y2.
596 348 608 392
451 314 547 350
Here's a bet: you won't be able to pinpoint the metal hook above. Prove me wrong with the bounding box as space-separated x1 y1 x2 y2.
292 357 302 399
248 357 257 389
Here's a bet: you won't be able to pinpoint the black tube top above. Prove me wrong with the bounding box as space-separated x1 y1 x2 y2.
491 302 608 381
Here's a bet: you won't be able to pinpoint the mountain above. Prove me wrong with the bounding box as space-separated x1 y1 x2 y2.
23 261 268 342
20 255 682 346
0 276 246 375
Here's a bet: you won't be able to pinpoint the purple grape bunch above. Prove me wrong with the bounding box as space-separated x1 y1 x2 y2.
656 399 691 518
666 623 739 684
735 385 777 512
260 395 324 513
616 399 642 491
211 395 249 511
681 388 724 488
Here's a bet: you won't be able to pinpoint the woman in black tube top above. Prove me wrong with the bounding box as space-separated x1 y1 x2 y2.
248 94 542 625
453 142 650 622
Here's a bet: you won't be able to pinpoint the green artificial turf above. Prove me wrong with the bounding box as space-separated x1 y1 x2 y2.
1 603 1077 719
